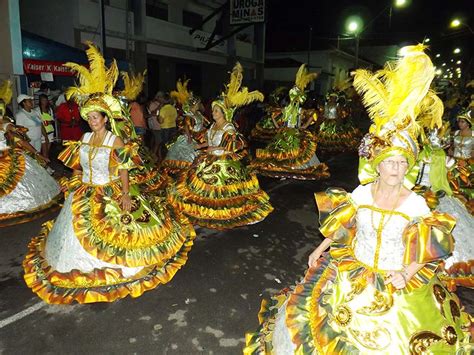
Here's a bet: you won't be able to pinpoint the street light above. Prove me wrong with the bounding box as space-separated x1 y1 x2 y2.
424 37 430 43
395 0 408 8
453 48 461 54
345 16 363 67
456 60 461 64
435 53 441 58
450 18 461 28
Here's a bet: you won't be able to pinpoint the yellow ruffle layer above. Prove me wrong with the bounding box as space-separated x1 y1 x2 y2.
130 167 170 194
160 159 192 175
70 181 195 268
0 148 25 197
23 220 195 304
168 168 273 230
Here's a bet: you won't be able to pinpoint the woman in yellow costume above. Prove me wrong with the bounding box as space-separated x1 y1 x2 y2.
116 69 170 194
23 43 195 304
414 123 474 290
245 45 472 354
250 65 329 180
168 63 273 230
317 83 362 155
250 86 288 142
0 80 61 227
447 110 473 214
162 79 208 174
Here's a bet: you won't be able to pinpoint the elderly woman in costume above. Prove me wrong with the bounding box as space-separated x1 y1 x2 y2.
23 44 195 304
250 65 329 180
162 79 208 174
0 80 61 227
168 63 273 230
245 46 472 354
447 110 473 214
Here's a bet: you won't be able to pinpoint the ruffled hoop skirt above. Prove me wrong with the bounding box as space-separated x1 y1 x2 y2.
168 153 273 230
317 119 362 154
0 148 61 226
23 179 195 304
250 128 330 180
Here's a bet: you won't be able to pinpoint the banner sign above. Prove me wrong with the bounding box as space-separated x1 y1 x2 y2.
23 59 75 76
192 30 226 53
230 0 265 25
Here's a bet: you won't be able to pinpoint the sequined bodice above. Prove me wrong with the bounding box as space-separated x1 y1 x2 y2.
207 122 235 156
324 103 337 120
190 112 204 132
351 184 430 271
79 132 118 185
453 131 473 159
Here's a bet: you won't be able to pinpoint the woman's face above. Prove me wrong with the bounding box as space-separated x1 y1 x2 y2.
212 106 225 122
39 96 49 108
87 111 107 132
458 118 470 130
377 155 409 186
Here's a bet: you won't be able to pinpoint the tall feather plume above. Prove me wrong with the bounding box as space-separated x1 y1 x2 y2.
64 41 118 102
224 62 264 108
353 44 436 137
416 90 444 131
353 69 389 125
170 78 190 105
295 64 318 91
0 80 13 105
120 69 147 101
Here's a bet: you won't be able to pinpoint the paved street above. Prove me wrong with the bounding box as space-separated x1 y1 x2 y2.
0 152 472 354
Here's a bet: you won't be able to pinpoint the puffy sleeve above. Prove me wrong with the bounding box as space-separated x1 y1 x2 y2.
402 211 456 264
110 141 143 173
58 140 82 170
314 187 357 245
220 130 248 159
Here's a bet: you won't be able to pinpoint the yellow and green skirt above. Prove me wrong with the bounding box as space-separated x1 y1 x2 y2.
250 128 330 180
23 179 195 304
317 119 362 154
168 154 273 230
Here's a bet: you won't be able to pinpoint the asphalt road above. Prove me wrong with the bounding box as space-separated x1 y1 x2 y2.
0 151 472 354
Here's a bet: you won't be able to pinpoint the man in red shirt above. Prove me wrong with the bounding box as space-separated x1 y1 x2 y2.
55 98 83 141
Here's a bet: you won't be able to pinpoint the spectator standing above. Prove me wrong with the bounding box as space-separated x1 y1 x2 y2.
15 94 48 153
55 98 83 141
36 94 55 158
130 93 147 137
146 98 162 160
159 93 178 145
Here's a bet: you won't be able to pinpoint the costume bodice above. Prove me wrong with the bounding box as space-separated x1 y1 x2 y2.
207 122 235 156
79 131 118 185
324 103 338 120
453 130 473 159
0 122 11 151
189 112 204 132
351 184 430 271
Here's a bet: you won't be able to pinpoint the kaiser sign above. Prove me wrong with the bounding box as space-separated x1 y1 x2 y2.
230 0 265 25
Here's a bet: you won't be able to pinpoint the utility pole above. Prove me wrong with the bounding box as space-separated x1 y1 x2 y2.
307 26 312 64
99 0 106 54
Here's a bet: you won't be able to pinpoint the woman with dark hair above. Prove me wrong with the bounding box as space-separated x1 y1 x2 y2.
36 93 55 159
23 42 196 304
168 63 273 230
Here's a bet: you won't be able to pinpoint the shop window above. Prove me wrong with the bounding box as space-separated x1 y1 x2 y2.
183 10 203 28
146 0 168 21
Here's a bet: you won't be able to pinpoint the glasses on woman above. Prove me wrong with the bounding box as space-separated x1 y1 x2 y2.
381 160 409 168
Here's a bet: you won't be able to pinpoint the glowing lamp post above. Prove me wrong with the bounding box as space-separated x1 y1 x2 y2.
345 16 363 67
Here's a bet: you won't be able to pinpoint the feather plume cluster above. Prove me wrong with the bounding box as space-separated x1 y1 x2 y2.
0 80 12 105
170 79 191 105
222 62 264 108
120 70 146 101
64 41 118 103
353 44 441 137
295 64 318 91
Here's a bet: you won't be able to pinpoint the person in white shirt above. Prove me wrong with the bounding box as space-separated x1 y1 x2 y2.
15 94 49 153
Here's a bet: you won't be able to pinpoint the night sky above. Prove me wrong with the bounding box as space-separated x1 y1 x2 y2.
266 0 473 68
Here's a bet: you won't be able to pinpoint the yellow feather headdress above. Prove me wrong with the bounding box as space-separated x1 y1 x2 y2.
170 78 191 106
64 41 119 104
295 64 318 91
212 62 264 121
64 41 121 121
120 69 147 101
0 79 13 105
354 44 442 187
